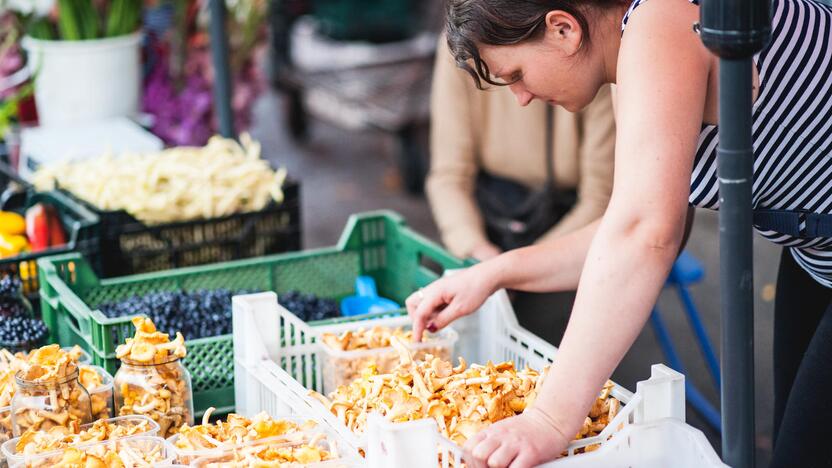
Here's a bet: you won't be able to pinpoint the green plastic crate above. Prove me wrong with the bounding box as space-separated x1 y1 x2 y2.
37 211 470 416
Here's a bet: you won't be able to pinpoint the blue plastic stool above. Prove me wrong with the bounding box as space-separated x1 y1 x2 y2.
649 251 722 431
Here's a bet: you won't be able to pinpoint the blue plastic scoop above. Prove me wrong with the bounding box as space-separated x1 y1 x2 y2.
340 276 400 316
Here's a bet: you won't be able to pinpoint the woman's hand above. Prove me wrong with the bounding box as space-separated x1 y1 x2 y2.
406 261 501 341
463 408 571 468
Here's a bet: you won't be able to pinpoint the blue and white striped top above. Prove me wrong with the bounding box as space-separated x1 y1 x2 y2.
622 0 832 287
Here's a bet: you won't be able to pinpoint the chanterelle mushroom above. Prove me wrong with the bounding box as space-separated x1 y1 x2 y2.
311 336 622 454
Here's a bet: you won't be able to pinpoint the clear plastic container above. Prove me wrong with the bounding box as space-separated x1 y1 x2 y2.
0 405 11 445
80 365 114 421
165 433 224 465
114 356 193 439
317 317 458 393
189 436 341 467
10 367 92 436
2 414 160 465
166 416 321 465
7 435 174 467
61 347 91 365
0 406 9 468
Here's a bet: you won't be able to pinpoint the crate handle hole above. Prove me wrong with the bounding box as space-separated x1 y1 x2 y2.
418 254 445 278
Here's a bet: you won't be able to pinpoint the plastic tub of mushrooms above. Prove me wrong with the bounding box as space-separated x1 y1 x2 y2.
2 414 159 466
315 315 458 394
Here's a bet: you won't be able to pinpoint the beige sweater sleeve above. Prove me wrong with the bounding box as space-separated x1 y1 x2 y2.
425 41 491 258
539 85 616 242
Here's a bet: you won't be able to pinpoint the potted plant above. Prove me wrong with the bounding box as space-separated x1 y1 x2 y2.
4 0 144 126
142 0 269 145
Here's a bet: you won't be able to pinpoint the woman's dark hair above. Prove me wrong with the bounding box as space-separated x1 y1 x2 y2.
446 0 627 89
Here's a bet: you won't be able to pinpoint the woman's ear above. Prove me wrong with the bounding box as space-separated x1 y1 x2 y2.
544 10 584 54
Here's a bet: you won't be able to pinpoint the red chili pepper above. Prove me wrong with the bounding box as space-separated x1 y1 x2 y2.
25 204 49 252
45 205 66 247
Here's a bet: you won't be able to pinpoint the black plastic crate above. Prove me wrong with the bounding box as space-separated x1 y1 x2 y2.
69 180 301 277
0 188 100 303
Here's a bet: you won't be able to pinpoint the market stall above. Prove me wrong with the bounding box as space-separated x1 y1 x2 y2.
0 211 726 467
0 0 780 463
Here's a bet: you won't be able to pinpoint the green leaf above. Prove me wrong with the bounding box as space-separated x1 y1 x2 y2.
106 0 142 37
105 0 126 36
0 83 34 139
78 0 100 39
26 18 55 40
57 0 83 40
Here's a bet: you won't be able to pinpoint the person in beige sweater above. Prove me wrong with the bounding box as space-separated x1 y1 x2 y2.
427 40 616 261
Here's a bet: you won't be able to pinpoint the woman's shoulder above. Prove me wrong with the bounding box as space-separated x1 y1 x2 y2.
618 0 707 64
621 0 699 34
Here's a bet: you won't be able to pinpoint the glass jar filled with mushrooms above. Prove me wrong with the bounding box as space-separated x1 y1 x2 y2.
10 346 93 437
113 317 193 438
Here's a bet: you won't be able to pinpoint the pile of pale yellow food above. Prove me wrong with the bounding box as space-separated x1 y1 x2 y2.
32 134 288 224
312 337 620 453
320 325 453 390
28 440 168 468
320 326 417 351
193 443 335 467
172 409 330 464
14 417 155 456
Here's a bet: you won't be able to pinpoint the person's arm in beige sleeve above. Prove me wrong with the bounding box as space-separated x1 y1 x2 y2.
425 40 498 259
539 85 616 242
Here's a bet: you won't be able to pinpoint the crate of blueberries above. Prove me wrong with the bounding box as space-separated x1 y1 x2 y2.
37 211 470 416
0 276 49 353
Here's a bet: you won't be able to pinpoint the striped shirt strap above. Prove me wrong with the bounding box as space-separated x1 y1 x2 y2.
754 210 832 238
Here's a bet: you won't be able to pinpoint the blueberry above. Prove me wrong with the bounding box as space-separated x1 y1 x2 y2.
97 288 259 340
0 315 48 349
279 290 339 322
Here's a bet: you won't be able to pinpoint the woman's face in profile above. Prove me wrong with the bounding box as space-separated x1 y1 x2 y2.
477 11 607 112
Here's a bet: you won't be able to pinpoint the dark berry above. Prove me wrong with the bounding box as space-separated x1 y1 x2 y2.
98 288 257 341
0 275 26 318
280 290 340 322
0 315 48 351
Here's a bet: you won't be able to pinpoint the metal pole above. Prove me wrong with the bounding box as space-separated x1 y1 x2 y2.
717 58 756 468
209 0 235 139
698 0 770 466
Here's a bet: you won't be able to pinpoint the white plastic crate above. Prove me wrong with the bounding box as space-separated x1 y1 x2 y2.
232 291 725 467
365 367 727 468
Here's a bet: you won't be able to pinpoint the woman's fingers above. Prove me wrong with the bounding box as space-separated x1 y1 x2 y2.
469 433 502 466
508 452 537 468
426 300 465 331
410 286 448 341
487 444 520 468
404 290 423 314
464 429 489 451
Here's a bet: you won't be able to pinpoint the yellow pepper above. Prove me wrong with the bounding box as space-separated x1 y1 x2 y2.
0 211 25 236
0 233 30 258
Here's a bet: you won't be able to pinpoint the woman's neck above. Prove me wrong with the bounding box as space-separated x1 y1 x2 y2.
599 4 630 84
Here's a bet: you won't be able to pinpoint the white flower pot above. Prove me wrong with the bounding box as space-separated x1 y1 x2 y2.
22 33 142 127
